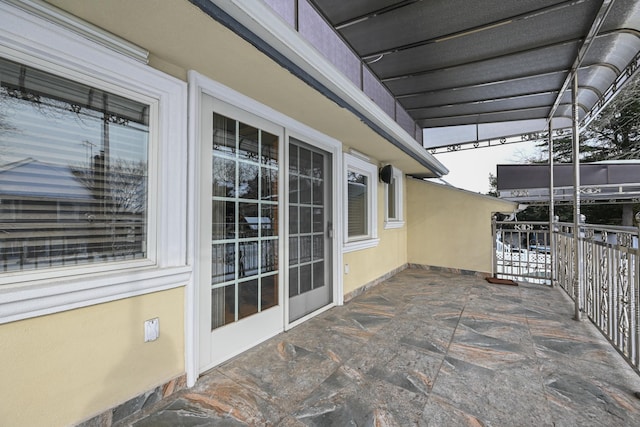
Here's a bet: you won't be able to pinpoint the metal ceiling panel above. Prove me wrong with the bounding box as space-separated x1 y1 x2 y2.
400 73 566 110
308 0 640 147
411 93 558 121
384 42 579 96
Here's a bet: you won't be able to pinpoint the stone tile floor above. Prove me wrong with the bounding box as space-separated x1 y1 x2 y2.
120 269 640 426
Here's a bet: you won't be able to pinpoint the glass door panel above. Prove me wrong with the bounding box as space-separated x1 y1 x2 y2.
199 95 283 372
288 138 333 322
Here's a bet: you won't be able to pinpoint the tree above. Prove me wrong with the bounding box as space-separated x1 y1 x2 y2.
506 72 640 224
537 72 640 163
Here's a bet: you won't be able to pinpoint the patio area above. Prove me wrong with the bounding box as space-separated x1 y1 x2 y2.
120 268 640 426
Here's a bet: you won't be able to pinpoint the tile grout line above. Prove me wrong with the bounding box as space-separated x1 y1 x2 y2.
521 284 556 427
422 280 471 409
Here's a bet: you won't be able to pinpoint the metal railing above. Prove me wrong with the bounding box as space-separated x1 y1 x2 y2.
493 215 640 373
493 218 552 285
555 219 639 372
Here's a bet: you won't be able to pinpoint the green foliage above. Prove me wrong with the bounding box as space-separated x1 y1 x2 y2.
536 72 640 163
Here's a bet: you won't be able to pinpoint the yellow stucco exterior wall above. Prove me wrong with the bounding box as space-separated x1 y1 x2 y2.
343 179 408 295
406 178 518 274
0 287 185 427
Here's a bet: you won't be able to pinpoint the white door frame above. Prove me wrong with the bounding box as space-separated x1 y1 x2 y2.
186 71 343 386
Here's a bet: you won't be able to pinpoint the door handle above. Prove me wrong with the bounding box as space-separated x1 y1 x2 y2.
327 222 334 239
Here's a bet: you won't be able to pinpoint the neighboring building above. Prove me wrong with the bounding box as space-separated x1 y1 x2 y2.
2 0 622 425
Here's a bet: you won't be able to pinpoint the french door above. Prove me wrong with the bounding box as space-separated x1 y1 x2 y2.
198 95 284 371
197 93 337 372
288 139 333 323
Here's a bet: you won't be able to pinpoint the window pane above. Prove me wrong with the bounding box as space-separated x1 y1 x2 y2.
211 243 236 284
261 274 278 311
212 199 235 241
212 157 236 198
388 176 396 220
211 284 235 330
300 264 312 294
238 240 259 278
238 123 259 162
238 278 259 320
289 267 299 297
300 206 312 234
289 205 298 234
261 167 278 202
261 131 278 166
261 204 277 237
261 239 278 274
238 162 259 200
212 115 236 156
0 57 149 273
347 172 367 237
239 203 259 238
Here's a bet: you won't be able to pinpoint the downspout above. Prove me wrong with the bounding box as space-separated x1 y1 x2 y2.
572 73 583 321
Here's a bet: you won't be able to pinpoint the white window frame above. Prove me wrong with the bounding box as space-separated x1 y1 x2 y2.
384 166 405 229
0 2 189 324
343 152 379 252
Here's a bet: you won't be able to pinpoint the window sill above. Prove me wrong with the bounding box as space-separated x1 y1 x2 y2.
384 220 405 229
343 238 380 253
0 265 191 324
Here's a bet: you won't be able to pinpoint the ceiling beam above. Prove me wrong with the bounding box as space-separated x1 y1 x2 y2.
546 0 617 123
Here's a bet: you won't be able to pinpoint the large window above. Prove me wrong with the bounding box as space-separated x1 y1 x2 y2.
0 0 187 325
343 152 378 252
0 57 150 273
384 166 404 229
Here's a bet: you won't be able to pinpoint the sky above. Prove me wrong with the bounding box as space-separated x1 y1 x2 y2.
431 140 542 194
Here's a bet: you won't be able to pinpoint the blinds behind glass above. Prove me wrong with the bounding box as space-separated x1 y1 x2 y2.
347 172 367 238
0 57 150 273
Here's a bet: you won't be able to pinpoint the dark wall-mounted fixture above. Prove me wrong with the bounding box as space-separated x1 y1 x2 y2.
379 164 393 184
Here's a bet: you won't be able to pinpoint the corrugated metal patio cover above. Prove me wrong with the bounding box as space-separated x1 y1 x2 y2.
309 0 640 148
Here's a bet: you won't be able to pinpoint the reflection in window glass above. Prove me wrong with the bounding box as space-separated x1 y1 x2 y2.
213 115 236 155
212 157 236 198
210 113 280 329
238 123 259 162
388 176 396 220
0 57 149 273
261 131 278 166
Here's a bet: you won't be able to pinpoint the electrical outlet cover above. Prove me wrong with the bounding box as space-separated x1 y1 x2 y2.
144 318 159 342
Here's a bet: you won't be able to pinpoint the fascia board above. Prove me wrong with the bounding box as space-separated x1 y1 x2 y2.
202 0 449 176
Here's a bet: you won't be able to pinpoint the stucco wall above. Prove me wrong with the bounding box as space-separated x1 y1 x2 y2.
406 178 517 274
0 287 185 427
343 179 408 295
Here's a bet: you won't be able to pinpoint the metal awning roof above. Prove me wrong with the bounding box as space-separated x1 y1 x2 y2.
308 0 640 148
496 161 640 204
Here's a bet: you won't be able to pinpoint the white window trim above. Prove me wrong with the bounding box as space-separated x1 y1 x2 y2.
0 2 189 324
343 152 379 252
384 166 405 229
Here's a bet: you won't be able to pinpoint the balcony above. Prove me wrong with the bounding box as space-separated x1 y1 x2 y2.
118 267 640 426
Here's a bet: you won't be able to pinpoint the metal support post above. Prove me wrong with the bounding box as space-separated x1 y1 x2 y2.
548 121 555 287
572 73 583 321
